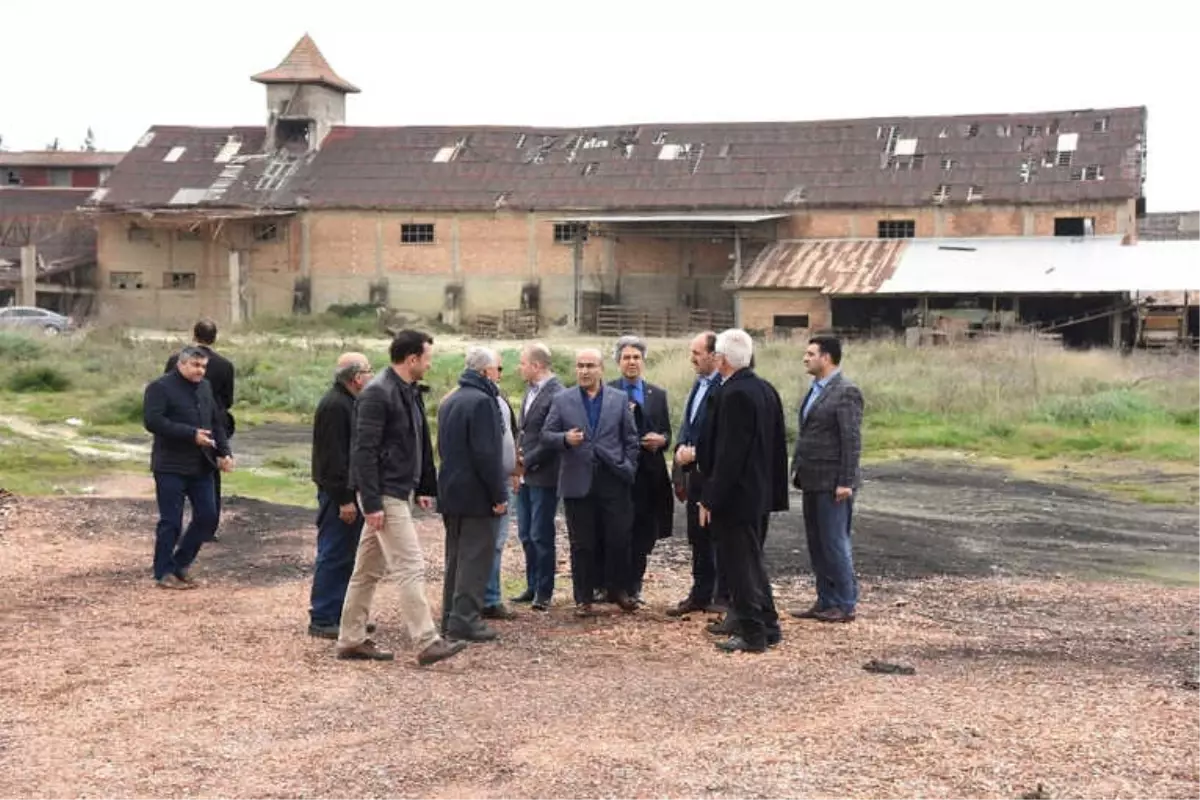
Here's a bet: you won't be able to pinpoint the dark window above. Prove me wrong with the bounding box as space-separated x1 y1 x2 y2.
127 225 153 242
252 223 280 242
109 271 144 290
164 272 197 290
1054 217 1094 237
177 229 203 242
400 223 435 244
4 170 20 185
773 315 810 329
553 223 588 244
878 220 915 239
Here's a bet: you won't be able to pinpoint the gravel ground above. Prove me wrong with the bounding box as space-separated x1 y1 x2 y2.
0 492 1197 799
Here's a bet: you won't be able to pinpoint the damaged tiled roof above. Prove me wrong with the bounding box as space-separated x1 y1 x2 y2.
251 34 360 94
89 106 1146 213
732 239 906 292
0 188 96 272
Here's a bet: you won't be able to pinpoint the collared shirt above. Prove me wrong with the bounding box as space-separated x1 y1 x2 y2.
580 385 604 436
619 377 645 408
523 373 554 415
802 368 840 420
688 370 721 424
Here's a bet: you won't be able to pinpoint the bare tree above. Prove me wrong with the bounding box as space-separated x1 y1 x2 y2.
82 128 96 152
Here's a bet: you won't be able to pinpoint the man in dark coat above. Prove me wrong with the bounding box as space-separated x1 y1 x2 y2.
307 352 374 639
143 346 234 589
436 347 509 642
608 335 673 604
698 329 788 653
165 318 235 542
667 331 724 616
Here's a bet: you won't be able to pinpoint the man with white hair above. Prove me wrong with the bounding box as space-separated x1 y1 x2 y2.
697 329 787 653
436 346 510 642
543 347 641 616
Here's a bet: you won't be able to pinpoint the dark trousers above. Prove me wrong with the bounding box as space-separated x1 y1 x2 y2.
628 492 658 597
152 471 218 580
309 491 364 626
802 492 859 613
516 483 558 602
441 515 496 636
564 466 633 605
713 514 779 648
685 499 725 606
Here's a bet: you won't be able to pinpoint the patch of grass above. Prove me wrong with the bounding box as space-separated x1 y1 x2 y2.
0 435 127 495
7 366 71 393
89 390 145 427
222 469 318 509
0 331 46 361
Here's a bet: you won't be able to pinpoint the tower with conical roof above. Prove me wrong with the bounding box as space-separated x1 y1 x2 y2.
252 34 360 154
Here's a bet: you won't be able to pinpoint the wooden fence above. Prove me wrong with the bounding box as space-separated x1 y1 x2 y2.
595 306 734 338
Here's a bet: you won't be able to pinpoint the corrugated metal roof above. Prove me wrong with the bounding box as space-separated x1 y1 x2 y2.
0 151 124 168
552 212 787 223
91 105 1146 212
734 239 906 292
1138 211 1199 241
876 237 1199 294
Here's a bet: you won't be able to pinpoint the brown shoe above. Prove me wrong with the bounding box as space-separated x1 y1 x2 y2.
156 574 194 590
813 608 856 624
665 599 706 617
482 603 517 621
336 640 394 661
790 603 823 620
612 592 638 613
574 603 596 618
416 638 467 666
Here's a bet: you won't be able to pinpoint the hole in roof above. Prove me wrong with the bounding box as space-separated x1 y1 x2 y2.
163 146 186 163
967 185 984 202
719 144 732 158
136 131 156 147
515 133 527 149
653 131 668 145
1093 117 1110 133
893 138 918 156
1057 132 1079 152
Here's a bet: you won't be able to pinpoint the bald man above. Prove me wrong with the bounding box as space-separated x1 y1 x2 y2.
308 352 374 638
542 347 641 616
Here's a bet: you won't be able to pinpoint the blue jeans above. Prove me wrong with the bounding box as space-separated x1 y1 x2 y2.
801 491 858 612
516 483 558 601
153 471 219 580
309 491 365 626
484 487 512 607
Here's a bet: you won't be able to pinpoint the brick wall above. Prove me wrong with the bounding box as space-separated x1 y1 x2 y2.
737 291 831 332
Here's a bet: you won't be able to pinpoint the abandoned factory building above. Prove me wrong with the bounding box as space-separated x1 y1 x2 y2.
83 34 1189 341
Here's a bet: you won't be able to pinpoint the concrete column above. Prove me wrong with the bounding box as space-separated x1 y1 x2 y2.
20 245 37 306
1022 209 1035 236
228 250 242 325
933 210 946 237
452 217 462 275
526 214 537 277
374 215 384 277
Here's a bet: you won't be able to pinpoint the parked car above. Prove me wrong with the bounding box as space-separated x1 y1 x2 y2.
0 306 76 335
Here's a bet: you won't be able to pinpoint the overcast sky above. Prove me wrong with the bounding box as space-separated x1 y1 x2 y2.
5 0 1197 211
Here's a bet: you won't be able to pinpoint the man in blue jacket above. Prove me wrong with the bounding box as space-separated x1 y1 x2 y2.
142 346 235 589
436 347 509 641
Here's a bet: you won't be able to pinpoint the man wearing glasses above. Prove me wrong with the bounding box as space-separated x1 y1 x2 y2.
308 352 374 639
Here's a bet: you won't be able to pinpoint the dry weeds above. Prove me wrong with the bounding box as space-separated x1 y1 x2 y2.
0 493 1196 799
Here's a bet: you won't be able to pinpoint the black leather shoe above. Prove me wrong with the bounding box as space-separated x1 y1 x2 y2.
666 599 706 617
531 597 550 611
482 604 518 621
447 626 499 643
308 623 339 640
511 589 535 604
706 617 737 636
716 636 767 654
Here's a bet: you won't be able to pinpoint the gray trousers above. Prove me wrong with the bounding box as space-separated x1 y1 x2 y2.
441 515 496 636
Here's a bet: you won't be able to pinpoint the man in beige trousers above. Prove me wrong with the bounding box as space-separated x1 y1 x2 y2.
337 329 466 666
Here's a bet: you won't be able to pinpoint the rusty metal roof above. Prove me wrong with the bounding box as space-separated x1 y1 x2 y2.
1138 211 1199 241
0 151 124 168
0 188 95 275
90 106 1146 213
251 34 360 93
734 239 906 293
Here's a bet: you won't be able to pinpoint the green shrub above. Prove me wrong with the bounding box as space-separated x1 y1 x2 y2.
89 390 145 426
1036 389 1163 427
0 332 46 361
7 366 71 393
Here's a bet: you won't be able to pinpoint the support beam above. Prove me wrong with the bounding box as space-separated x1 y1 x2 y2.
733 229 743 287
228 250 242 325
20 245 36 306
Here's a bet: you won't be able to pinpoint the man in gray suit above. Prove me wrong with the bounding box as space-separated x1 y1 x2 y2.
512 342 563 611
542 347 640 617
790 335 864 624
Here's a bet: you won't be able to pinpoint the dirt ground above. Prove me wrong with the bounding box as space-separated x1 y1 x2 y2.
1 460 1197 799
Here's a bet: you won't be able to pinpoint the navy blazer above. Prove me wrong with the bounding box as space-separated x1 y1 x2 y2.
542 385 640 499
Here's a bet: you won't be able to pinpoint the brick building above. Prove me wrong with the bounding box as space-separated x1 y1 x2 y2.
2 151 123 189
86 35 1154 332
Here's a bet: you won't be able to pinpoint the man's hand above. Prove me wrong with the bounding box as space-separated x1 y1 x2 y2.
698 504 710 528
338 502 358 524
675 445 696 466
492 502 508 516
416 496 435 511
510 474 521 493
365 510 385 531
217 456 235 473
195 429 215 448
641 433 667 452
835 486 854 503
565 428 584 447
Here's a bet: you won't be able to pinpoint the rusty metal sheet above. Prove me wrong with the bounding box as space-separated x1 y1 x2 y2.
736 239 906 293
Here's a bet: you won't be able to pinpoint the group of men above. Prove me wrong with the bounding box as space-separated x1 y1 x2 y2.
144 319 865 665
